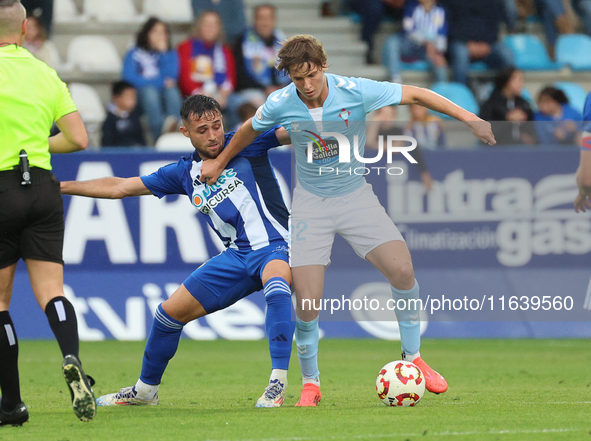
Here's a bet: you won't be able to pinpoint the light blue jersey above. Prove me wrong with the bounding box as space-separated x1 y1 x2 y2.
252 73 402 197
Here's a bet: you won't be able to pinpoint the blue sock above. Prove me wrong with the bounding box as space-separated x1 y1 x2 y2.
391 279 421 356
295 317 320 380
140 304 184 385
264 277 295 370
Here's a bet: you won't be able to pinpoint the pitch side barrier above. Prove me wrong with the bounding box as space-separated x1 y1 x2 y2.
10 143 591 340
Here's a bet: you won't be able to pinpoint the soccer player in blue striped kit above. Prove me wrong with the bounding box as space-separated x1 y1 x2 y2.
61 95 294 408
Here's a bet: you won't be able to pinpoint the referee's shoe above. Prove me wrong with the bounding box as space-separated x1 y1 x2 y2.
62 355 96 422
0 400 28 426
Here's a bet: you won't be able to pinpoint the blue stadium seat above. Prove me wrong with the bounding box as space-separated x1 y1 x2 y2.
430 82 479 119
503 35 561 70
556 34 591 71
553 82 588 114
401 60 429 71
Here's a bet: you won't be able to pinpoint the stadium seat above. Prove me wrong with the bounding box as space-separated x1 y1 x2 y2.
155 133 195 151
66 36 122 72
68 83 106 124
430 82 479 119
53 0 87 23
556 34 591 71
503 35 561 70
143 0 193 23
83 0 144 22
401 60 429 71
553 82 588 114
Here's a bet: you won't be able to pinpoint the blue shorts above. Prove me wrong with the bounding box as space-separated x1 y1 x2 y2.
183 241 289 313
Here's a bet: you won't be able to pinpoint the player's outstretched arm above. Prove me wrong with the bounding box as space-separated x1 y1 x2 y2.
200 117 262 185
574 149 591 212
400 85 496 146
49 111 89 153
61 176 152 199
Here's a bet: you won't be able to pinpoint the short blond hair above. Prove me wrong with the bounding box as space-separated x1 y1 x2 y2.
277 34 327 75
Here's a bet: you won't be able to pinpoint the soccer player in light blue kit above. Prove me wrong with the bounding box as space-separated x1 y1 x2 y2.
574 92 591 213
201 35 497 406
61 95 294 408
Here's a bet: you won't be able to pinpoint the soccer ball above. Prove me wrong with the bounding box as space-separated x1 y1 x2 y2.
376 360 425 407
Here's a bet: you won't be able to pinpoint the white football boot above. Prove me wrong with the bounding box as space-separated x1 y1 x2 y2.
96 386 159 406
255 379 286 408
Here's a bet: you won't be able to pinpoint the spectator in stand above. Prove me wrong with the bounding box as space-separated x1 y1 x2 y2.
533 0 573 51
534 86 582 145
571 0 591 37
366 106 434 191
348 0 405 64
21 0 52 35
480 67 535 145
382 0 448 83
233 4 290 99
234 101 257 131
191 0 246 44
229 4 290 126
23 15 60 68
405 103 446 151
122 17 183 141
102 81 146 147
178 11 237 109
440 0 513 86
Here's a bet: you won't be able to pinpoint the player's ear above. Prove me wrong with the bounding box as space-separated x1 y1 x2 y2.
179 125 189 138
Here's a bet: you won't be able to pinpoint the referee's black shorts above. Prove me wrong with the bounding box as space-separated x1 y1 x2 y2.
0 167 64 269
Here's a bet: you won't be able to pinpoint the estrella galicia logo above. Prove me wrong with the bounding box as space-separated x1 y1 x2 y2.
191 169 243 215
303 130 339 161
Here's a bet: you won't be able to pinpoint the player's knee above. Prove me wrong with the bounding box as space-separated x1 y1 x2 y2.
393 261 415 289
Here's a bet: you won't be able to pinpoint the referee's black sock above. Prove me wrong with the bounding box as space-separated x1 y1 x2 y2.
45 297 79 359
0 311 22 412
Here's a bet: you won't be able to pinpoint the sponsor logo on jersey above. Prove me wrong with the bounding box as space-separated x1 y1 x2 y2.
256 105 263 121
191 169 243 215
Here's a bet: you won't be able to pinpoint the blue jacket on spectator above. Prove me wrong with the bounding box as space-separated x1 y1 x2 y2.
122 47 179 91
402 1 448 52
534 104 582 145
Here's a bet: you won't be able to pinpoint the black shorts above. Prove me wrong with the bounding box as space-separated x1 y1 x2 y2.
0 167 64 269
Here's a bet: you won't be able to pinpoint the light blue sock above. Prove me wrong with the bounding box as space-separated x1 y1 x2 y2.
140 304 184 385
295 316 320 380
391 279 421 356
264 277 295 370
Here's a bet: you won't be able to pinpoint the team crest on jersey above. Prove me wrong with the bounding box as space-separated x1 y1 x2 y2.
191 169 243 215
338 108 351 127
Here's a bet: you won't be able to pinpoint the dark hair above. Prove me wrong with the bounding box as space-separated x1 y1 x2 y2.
180 95 222 122
277 34 328 74
538 86 569 105
494 66 520 90
136 17 171 51
112 80 135 96
237 102 257 122
254 4 276 16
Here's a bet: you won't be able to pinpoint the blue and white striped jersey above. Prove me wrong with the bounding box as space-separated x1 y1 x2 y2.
141 128 289 251
252 73 402 197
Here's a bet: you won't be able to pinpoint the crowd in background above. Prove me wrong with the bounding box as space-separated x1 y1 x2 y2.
18 0 590 152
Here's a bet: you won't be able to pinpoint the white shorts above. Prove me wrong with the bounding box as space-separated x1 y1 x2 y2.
290 182 404 268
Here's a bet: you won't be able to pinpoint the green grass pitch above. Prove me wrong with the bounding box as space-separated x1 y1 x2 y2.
1 339 590 440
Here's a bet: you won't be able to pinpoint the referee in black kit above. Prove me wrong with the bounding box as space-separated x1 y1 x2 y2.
0 0 95 425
